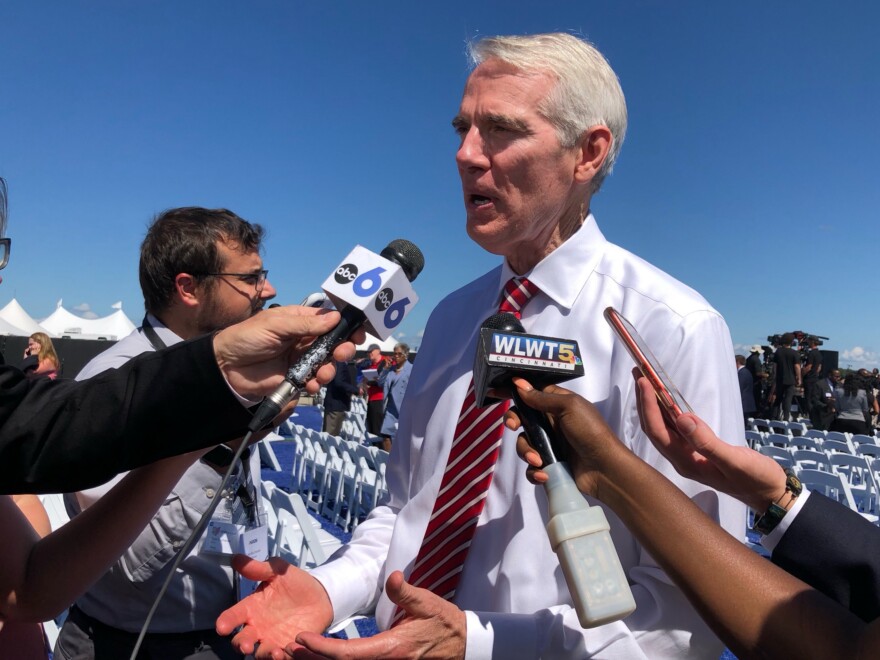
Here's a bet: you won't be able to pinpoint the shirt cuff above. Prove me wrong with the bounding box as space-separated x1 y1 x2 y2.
464 610 535 660
221 373 263 407
760 488 811 552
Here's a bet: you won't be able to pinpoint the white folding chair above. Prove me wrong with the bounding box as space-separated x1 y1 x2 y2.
829 453 877 518
852 434 877 449
796 468 858 512
826 431 852 443
752 418 772 434
785 421 807 437
792 448 831 472
745 430 765 450
769 421 792 435
258 435 283 471
758 445 794 469
790 435 823 451
766 433 794 448
824 438 855 455
857 443 880 459
803 428 828 441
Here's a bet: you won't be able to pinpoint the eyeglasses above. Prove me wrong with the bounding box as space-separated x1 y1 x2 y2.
196 269 269 292
0 238 10 270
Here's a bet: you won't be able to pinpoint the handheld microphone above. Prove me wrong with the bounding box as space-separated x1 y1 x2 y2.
475 313 636 628
249 240 424 432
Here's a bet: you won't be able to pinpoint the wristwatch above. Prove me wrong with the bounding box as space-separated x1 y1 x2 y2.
752 468 802 535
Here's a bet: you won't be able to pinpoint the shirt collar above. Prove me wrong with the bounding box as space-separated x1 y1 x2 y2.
497 213 606 311
145 312 184 346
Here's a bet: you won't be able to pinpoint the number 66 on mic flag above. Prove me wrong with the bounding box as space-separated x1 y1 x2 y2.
321 245 419 340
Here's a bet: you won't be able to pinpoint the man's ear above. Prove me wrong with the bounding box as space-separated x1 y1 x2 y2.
573 125 613 184
174 273 201 309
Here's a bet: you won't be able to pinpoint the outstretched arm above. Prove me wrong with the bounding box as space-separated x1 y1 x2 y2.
0 305 360 494
508 379 880 659
2 451 198 621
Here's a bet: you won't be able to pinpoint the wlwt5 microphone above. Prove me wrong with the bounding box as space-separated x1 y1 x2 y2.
249 240 424 432
474 313 637 628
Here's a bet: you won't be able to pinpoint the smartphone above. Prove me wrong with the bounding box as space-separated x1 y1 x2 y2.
603 307 693 419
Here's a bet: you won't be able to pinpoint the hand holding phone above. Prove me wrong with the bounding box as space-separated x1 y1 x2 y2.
604 307 693 420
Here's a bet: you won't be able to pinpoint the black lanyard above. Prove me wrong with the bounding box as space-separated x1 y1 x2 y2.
141 315 167 351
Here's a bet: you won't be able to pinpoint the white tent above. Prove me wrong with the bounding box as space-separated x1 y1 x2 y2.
40 305 136 341
356 333 400 353
0 298 51 337
0 315 28 336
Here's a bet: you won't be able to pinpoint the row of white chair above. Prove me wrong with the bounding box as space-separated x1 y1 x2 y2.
748 430 880 456
289 424 390 532
757 447 880 521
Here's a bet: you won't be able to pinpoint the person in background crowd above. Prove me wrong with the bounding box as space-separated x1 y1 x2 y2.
357 344 387 436
736 354 756 424
745 344 766 413
377 343 412 452
769 333 801 422
322 360 359 436
22 332 60 380
809 366 837 431
830 373 871 436
801 337 822 418
857 368 879 425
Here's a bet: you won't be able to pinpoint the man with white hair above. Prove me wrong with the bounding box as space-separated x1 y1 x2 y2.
219 33 743 659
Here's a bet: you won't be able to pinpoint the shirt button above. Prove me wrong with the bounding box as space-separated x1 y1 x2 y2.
171 540 183 549
205 488 215 499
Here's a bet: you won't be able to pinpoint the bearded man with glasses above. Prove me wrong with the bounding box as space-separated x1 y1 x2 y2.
55 206 279 660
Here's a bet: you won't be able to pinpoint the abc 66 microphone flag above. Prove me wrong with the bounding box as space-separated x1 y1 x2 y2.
321 245 419 340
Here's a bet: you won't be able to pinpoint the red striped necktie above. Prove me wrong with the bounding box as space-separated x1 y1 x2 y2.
392 277 539 624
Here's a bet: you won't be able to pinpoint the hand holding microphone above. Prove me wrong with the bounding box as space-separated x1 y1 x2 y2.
475 313 636 628
249 240 424 431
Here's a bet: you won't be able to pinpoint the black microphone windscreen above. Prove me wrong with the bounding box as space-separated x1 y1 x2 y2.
381 239 424 282
482 312 523 333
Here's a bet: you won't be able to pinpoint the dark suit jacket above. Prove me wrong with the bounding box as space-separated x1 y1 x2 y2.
809 377 836 430
738 366 756 415
0 335 252 494
772 492 880 621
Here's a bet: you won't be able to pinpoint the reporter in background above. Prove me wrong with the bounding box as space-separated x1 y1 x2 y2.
507 377 880 658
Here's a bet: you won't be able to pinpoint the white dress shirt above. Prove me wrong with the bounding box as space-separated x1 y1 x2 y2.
69 315 261 633
311 215 746 658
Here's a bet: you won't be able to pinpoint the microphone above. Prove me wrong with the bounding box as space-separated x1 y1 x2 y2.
475 313 636 628
248 240 424 432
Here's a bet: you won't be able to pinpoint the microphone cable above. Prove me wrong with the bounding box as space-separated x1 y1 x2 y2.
130 428 256 660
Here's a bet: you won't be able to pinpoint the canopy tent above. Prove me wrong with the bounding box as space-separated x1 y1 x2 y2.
40 305 136 340
355 333 401 353
0 298 51 337
0 315 28 336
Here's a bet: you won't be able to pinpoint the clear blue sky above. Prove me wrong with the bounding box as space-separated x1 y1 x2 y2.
2 2 878 368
